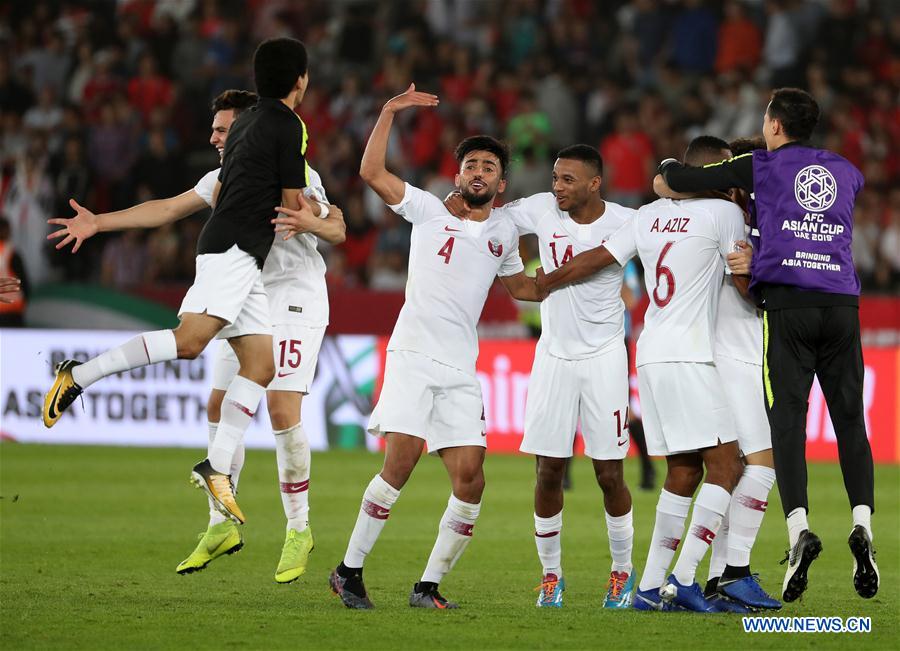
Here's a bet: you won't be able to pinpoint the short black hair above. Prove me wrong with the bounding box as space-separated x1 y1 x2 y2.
253 38 308 99
728 136 767 157
684 135 731 167
454 136 510 177
767 88 820 141
557 144 603 176
211 89 259 116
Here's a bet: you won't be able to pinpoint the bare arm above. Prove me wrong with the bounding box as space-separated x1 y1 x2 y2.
359 83 439 205
47 192 207 253
273 194 346 244
726 241 754 303
537 246 618 293
499 271 547 302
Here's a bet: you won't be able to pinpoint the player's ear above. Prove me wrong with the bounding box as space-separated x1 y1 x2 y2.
497 178 507 195
454 172 460 189
591 175 602 193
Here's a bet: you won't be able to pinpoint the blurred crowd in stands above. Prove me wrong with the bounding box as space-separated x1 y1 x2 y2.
1 0 899 298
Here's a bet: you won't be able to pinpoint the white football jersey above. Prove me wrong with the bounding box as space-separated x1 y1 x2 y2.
604 197 745 366
715 227 762 365
498 192 634 359
387 182 524 375
192 166 329 327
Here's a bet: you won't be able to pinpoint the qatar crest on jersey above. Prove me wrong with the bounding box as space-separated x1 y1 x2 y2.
488 237 503 257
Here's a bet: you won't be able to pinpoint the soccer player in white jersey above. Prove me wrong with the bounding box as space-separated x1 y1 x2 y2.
493 145 638 609
692 137 781 612
47 85 344 581
536 136 747 613
329 84 544 610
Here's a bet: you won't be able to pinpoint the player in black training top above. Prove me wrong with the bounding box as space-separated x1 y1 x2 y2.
42 38 317 528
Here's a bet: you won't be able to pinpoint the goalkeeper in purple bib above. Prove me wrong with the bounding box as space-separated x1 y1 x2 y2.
655 88 878 603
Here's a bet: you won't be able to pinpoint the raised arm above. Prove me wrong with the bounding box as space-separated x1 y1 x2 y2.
659 154 754 193
47 192 208 253
359 83 439 205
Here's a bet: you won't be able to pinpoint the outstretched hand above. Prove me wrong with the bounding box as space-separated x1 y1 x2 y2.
383 83 439 115
47 199 99 253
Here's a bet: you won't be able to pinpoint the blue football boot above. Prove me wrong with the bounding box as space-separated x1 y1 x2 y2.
719 575 782 610
660 574 714 612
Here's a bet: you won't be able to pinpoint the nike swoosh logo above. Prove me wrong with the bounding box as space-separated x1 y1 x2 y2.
618 440 627 447
47 384 61 420
277 371 296 378
444 226 462 232
373 507 390 518
552 233 567 239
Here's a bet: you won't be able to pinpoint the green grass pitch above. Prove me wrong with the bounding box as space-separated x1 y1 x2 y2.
1 444 897 649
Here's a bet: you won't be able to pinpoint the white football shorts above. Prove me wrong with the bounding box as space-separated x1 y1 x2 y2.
521 342 630 460
212 324 326 394
638 361 737 456
179 244 270 340
368 350 486 453
715 355 772 456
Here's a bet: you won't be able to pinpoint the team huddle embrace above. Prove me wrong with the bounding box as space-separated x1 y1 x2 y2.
41 38 878 613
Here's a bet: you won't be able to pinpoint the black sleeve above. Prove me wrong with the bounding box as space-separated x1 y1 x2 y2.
277 118 309 189
661 154 755 193
11 252 29 299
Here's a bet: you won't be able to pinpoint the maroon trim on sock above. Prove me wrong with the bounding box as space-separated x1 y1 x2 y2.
535 530 560 538
281 480 309 494
661 536 681 551
690 524 716 545
227 399 255 417
362 499 390 520
447 519 474 536
737 494 768 512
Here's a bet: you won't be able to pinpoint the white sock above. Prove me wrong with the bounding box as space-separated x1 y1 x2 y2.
727 465 776 567
206 421 245 526
343 474 401 568
787 507 809 548
606 509 634 574
421 494 481 584
534 511 563 577
275 422 311 532
708 512 729 581
639 489 692 592
72 330 176 388
672 483 731 586
852 504 872 540
208 376 264 474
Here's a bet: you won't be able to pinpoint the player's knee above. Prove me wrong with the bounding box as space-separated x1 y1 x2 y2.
242 359 275 386
176 336 206 360
594 462 624 494
536 460 566 492
454 467 485 501
665 465 703 495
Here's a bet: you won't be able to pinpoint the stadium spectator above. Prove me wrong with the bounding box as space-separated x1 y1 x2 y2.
0 0 890 297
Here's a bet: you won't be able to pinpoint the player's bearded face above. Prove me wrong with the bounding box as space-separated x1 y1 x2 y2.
456 153 504 206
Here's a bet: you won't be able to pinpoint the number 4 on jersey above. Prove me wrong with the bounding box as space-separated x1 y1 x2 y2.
438 236 455 264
